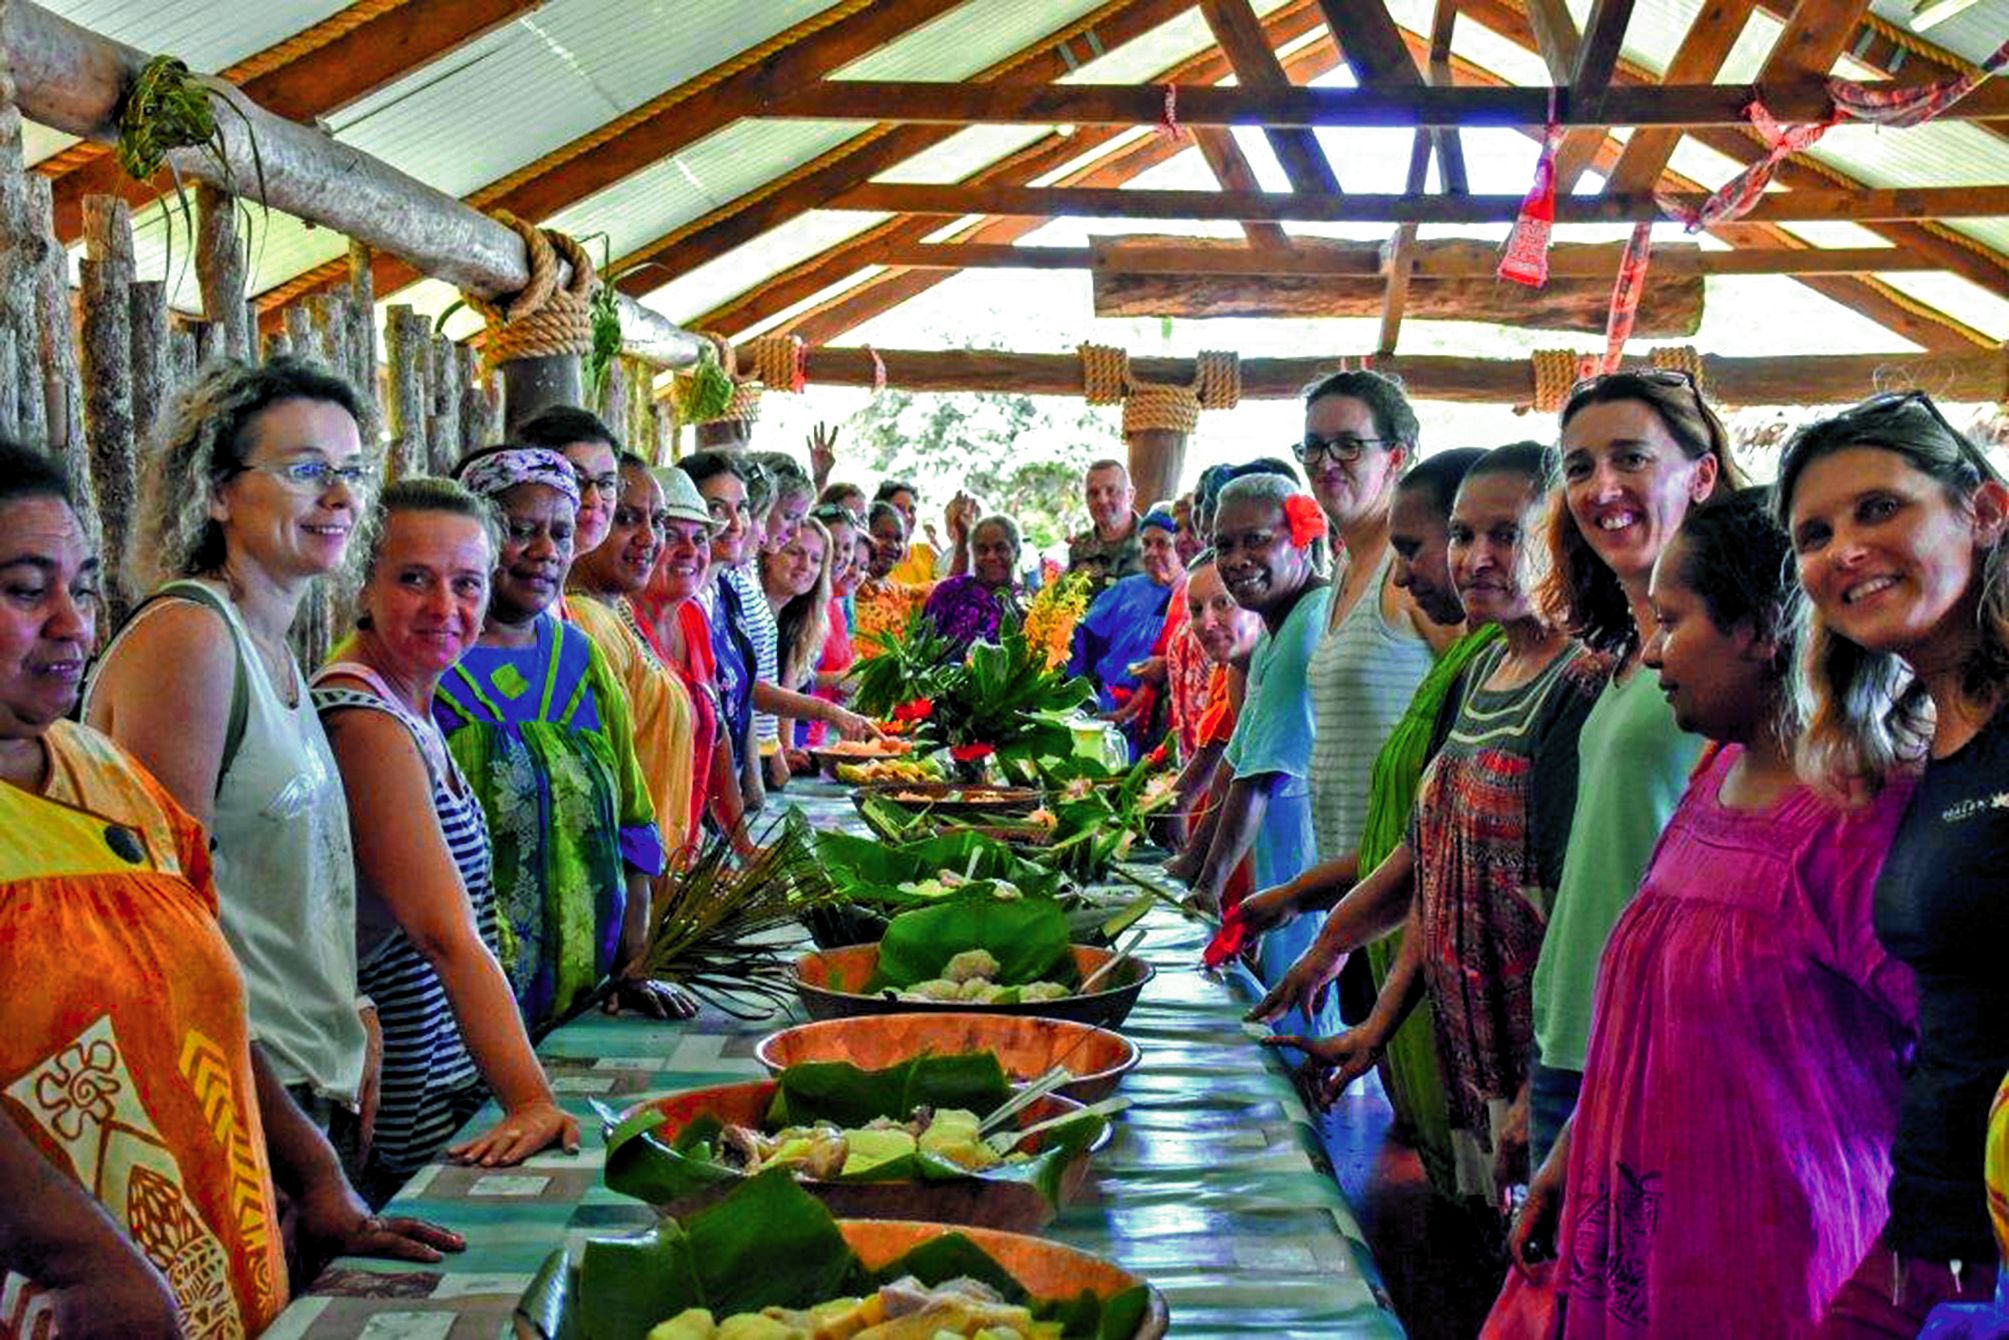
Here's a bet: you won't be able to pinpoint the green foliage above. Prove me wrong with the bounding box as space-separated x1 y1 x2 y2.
924 617 1093 763
869 895 1072 991
848 608 959 719
845 387 1116 551
814 829 1068 904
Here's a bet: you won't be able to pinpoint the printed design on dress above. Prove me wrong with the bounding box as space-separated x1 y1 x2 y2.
5 1016 248 1339
1569 1160 1664 1328
179 1029 278 1317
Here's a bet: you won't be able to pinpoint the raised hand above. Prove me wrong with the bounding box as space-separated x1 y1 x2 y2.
807 423 839 489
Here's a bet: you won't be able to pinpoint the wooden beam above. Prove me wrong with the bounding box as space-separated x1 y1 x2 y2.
796 344 2009 406
827 180 2009 224
1316 0 1423 85
1198 0 1340 193
871 238 1949 276
1192 127 1295 249
1426 0 1468 193
765 76 2009 128
5 0 700 364
1602 0 1762 193
46 0 542 241
606 0 1218 297
1569 0 1636 119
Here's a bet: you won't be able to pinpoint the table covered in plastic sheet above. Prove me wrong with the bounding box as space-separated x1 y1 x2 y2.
267 779 1402 1338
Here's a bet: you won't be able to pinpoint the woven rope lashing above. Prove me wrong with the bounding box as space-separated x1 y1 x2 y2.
743 334 803 393
464 213 598 367
1193 349 1241 411
1123 382 1202 435
1080 343 1128 406
1531 348 1600 413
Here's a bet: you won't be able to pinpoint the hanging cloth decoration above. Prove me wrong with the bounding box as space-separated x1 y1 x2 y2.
1600 221 1656 375
1828 36 2009 128
1658 100 1837 232
1158 83 1187 142
1498 89 1563 288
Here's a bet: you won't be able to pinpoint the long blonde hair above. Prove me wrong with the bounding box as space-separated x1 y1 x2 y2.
768 516 833 689
1775 392 2009 796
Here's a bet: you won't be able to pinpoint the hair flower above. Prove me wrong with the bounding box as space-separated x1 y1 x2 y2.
1282 494 1328 549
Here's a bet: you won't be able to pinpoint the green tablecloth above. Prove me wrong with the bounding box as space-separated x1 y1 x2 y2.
266 781 1401 1338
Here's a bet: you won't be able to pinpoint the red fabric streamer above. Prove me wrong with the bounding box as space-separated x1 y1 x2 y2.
1159 82 1185 142
1660 99 1835 232
1201 901 1248 970
789 336 808 394
1283 493 1328 549
1498 89 1562 287
1601 220 1655 374
1829 37 2009 129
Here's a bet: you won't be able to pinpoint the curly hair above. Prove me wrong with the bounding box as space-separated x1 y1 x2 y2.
1775 393 2009 796
131 356 365 597
1663 486 1798 734
1540 372 1744 657
1303 368 1421 451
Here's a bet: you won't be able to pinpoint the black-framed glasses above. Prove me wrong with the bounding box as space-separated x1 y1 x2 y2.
572 469 620 498
1294 434 1389 466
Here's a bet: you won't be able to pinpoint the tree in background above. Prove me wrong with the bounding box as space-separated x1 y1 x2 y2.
845 387 1120 554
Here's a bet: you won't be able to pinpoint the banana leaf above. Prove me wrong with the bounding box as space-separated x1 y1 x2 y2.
867 896 1072 991
516 1169 1151 1340
815 829 1067 904
603 1055 1106 1214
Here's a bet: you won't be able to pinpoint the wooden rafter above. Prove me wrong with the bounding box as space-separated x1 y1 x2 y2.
1193 127 1296 249
824 181 2009 225
43 0 543 241
761 77 2009 128
699 12 1347 340
1601 0 1763 193
1198 0 1339 193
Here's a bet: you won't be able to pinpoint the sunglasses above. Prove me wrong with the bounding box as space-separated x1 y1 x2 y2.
810 502 859 524
1567 367 1701 402
1808 389 2003 483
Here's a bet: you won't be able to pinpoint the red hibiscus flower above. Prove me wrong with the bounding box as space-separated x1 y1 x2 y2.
891 697 934 722
949 742 996 762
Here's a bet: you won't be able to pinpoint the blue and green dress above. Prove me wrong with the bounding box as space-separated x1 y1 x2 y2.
432 612 663 1032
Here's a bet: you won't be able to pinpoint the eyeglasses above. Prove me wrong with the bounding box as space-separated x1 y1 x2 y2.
1568 367 1699 400
810 503 858 524
242 459 379 493
1294 434 1389 466
573 470 620 498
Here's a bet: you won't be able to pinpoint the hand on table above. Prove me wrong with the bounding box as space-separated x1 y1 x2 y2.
604 975 700 1020
1259 1026 1383 1111
294 1175 464 1268
46 1242 182 1339
449 1098 580 1168
1247 939 1347 1025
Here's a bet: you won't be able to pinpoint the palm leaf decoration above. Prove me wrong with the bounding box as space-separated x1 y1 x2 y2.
848 608 959 720
631 811 839 1019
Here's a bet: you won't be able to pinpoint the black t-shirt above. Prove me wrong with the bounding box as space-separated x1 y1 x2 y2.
1873 704 2009 1261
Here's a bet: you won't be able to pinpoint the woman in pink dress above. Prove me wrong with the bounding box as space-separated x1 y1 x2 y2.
1501 487 1917 1338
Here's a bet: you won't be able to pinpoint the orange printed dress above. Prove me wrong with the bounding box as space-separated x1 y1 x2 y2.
0 720 286 1339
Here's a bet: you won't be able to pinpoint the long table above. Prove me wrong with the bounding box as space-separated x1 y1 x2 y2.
266 782 1401 1339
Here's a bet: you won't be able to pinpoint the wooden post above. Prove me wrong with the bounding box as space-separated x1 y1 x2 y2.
457 343 495 457
383 305 428 481
1126 427 1185 513
193 319 223 368
346 240 377 423
429 332 462 473
128 279 169 451
0 31 46 443
80 195 135 615
195 184 251 363
596 358 629 443
25 175 84 481
167 323 197 391
283 305 315 364
309 292 350 385
694 419 751 451
261 329 291 362
498 354 582 437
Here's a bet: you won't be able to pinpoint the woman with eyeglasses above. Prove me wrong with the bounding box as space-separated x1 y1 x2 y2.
1771 393 2009 1333
1497 487 1917 1338
1522 369 1741 1177
86 357 464 1268
437 447 666 1036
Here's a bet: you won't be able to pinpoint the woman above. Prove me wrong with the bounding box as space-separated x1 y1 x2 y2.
315 479 579 1203
633 466 758 859
1245 447 1494 1195
5 441 452 1339
1166 550 1262 857
1070 509 1184 720
438 446 665 1034
87 359 370 1131
761 515 833 774
1503 488 1916 1337
1522 370 1739 1170
567 453 700 866
801 503 863 750
747 454 813 770
1265 443 1604 1213
1774 393 2009 1331
855 501 933 645
920 514 1024 655
516 405 622 560
678 451 760 803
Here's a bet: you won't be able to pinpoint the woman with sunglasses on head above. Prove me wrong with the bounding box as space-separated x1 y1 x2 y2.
761 515 834 774
1266 443 1603 1219
86 358 463 1271
1499 487 1917 1338
1524 370 1740 1177
800 503 863 750
1773 392 2009 1334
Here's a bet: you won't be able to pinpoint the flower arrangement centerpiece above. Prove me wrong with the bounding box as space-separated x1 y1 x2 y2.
921 618 1094 779
1021 568 1096 671
848 610 960 724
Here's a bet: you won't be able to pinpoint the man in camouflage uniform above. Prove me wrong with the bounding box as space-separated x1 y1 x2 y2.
1065 458 1143 592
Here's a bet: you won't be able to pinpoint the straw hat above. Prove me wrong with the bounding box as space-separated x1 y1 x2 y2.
654 465 722 531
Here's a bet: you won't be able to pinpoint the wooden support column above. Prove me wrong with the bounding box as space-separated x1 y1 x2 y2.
0 20 46 443
383 305 428 481
500 356 584 438
310 293 351 387
1126 427 1185 512
128 279 169 450
457 344 496 457
694 418 752 451
283 306 315 366
194 184 250 363
80 195 134 615
25 176 83 480
346 240 378 426
429 333 462 474
261 326 291 362
167 323 196 391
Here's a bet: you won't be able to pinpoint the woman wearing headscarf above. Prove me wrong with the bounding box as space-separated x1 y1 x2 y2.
438 446 665 1034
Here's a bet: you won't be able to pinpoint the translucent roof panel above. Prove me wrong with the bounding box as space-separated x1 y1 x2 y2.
1867 0 2009 66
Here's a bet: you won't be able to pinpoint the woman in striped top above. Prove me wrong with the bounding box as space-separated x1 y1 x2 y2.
316 479 576 1205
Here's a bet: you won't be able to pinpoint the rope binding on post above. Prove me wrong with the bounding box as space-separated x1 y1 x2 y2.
463 212 599 367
